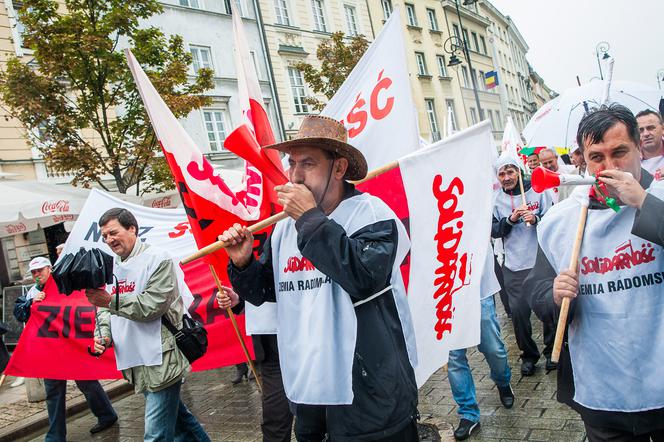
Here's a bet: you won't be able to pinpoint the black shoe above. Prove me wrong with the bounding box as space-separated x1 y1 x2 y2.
545 357 558 372
232 364 249 384
454 418 480 440
497 384 515 408
90 416 118 434
520 360 536 376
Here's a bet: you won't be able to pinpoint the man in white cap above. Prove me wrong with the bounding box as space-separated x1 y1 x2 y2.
221 115 419 441
13 256 118 442
492 155 555 376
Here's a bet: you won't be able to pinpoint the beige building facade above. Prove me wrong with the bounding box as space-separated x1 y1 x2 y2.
256 0 375 138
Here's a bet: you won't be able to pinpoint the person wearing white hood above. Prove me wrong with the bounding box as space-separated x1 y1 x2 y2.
491 154 554 376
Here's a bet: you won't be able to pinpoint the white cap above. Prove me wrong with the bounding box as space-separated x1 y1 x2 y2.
494 152 521 173
28 256 52 271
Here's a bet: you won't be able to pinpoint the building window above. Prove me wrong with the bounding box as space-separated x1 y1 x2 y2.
445 99 458 131
203 109 229 151
405 3 417 26
436 55 447 77
425 99 441 142
382 0 392 20
487 109 495 128
495 110 502 129
480 36 487 54
426 8 438 31
471 32 479 52
479 70 486 90
453 24 461 40
224 0 244 14
190 45 213 73
461 66 470 88
311 0 327 32
462 28 470 47
344 5 359 36
470 107 477 125
288 67 309 114
180 0 200 7
415 52 428 76
274 0 291 26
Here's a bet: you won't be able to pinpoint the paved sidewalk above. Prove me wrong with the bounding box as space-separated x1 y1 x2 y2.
10 301 586 441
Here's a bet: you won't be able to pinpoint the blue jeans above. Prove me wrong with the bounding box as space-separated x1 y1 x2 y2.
143 379 210 442
44 379 117 442
447 296 511 423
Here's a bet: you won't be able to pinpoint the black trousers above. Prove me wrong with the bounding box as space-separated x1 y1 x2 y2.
44 379 117 442
255 334 294 442
293 404 418 442
584 422 664 442
503 267 555 363
493 254 511 316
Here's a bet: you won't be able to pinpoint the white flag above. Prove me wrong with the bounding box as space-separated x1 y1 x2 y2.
322 9 418 168
501 116 525 170
400 122 495 386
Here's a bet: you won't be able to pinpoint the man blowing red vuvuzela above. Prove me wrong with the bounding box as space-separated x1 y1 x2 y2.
526 104 664 441
220 115 419 441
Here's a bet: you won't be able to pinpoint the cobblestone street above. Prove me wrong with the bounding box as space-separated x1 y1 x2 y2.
12 302 585 441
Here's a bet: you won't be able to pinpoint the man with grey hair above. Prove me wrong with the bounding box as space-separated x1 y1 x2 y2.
492 155 554 376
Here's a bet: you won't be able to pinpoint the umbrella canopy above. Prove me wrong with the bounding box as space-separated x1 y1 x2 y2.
0 181 144 238
522 80 663 148
0 181 91 238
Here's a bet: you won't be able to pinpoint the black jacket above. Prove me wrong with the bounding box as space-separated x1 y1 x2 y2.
13 294 33 323
228 185 418 441
526 170 664 433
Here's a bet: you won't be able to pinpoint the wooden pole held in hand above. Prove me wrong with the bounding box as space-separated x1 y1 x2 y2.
551 204 589 363
209 265 262 393
180 161 399 266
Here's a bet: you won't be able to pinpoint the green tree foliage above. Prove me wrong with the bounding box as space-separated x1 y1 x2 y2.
0 0 214 194
294 32 369 111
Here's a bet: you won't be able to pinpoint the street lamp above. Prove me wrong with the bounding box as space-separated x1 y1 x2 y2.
442 0 483 120
595 41 610 81
657 69 664 90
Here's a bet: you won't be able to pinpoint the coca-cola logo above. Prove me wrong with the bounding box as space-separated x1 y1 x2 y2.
41 200 70 214
581 240 656 275
283 256 315 273
5 223 27 234
110 279 136 295
432 174 472 341
150 196 172 208
51 215 76 223
526 201 540 212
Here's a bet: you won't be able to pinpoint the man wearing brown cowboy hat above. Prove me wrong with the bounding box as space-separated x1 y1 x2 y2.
221 115 419 441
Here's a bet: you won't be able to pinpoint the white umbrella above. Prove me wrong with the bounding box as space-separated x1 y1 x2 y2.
523 80 663 148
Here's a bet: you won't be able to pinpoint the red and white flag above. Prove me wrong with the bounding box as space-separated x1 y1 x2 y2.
400 121 495 386
501 115 526 169
322 8 418 169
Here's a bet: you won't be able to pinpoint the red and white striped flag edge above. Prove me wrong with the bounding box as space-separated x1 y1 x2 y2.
125 48 262 222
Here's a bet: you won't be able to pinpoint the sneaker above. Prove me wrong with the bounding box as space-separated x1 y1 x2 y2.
497 384 515 408
454 418 480 440
545 357 558 372
10 377 25 388
520 360 536 376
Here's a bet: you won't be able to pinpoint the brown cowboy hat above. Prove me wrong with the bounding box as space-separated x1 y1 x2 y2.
264 115 368 181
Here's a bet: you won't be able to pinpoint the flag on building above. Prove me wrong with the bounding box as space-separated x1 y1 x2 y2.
485 70 499 89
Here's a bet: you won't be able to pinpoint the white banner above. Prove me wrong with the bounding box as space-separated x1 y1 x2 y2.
60 189 195 307
400 121 495 386
322 9 418 169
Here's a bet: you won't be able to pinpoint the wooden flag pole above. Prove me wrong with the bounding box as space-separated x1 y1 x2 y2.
0 374 5 387
517 168 532 227
180 160 399 266
209 265 262 393
551 204 589 363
